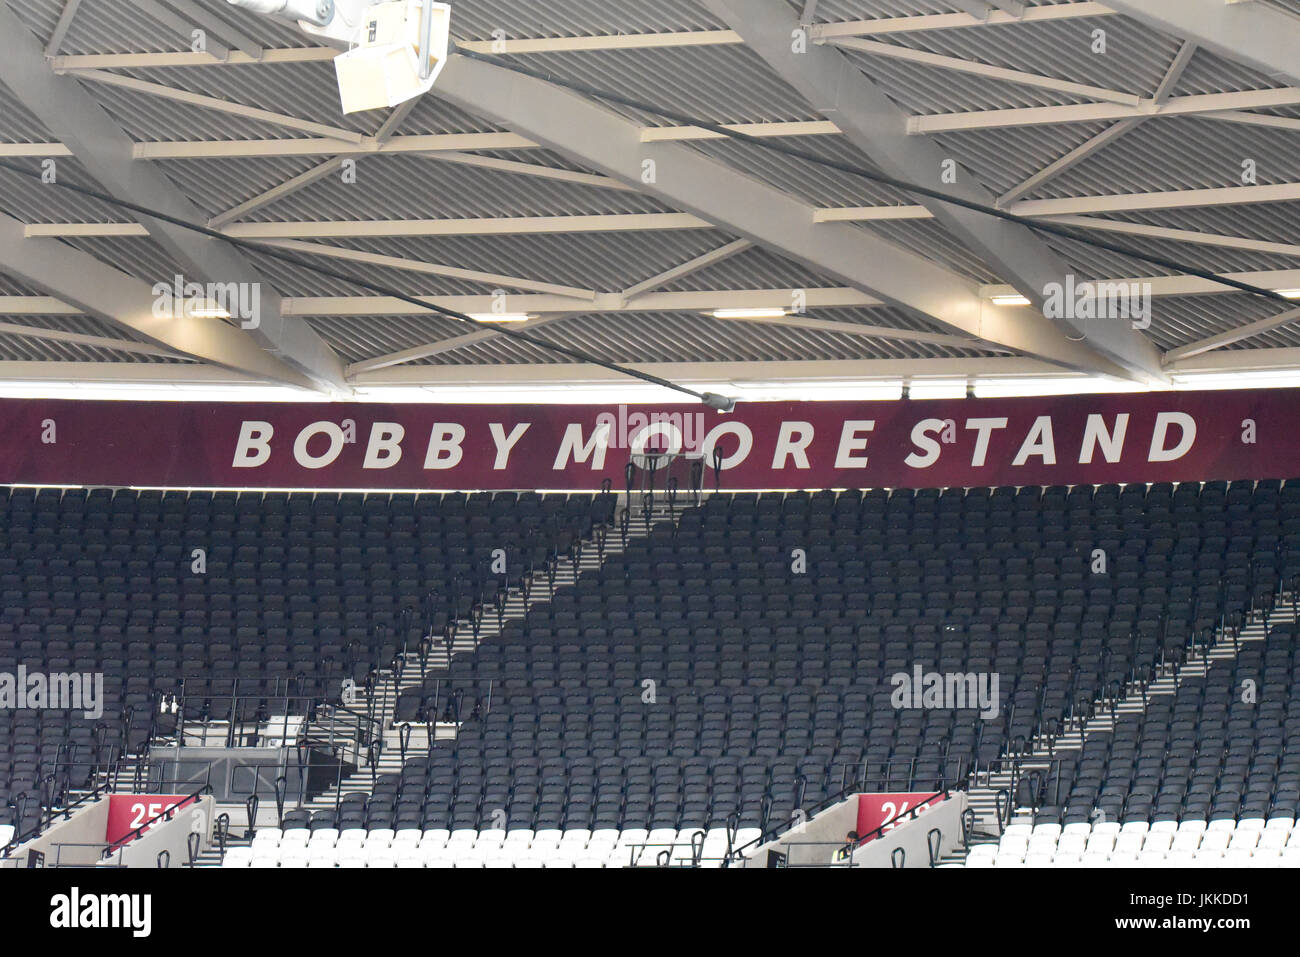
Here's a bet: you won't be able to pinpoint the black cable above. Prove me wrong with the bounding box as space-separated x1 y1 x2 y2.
0 158 736 409
455 45 1297 308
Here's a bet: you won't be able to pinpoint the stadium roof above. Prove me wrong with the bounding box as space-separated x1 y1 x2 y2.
0 0 1297 400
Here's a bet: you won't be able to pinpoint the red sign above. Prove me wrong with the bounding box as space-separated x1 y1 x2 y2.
0 389 1293 490
105 794 198 848
856 793 946 843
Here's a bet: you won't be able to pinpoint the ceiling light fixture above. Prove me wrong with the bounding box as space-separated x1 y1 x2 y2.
467 313 532 323
990 294 1032 307
711 307 790 320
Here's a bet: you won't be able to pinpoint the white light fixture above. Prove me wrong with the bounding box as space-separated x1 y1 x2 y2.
467 313 531 323
1275 289 1300 300
907 379 967 400
333 0 451 113
990 294 1032 307
711 307 790 320
190 306 231 319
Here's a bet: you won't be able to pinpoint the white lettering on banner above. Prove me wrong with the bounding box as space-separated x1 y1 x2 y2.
1013 415 1057 466
489 422 531 470
214 407 1212 478
1079 413 1129 464
424 424 466 470
232 421 273 468
701 422 753 469
363 422 405 470
965 418 1008 467
834 420 875 469
904 418 947 469
630 421 684 457
1149 411 1196 462
553 422 611 470
293 421 345 469
771 421 814 469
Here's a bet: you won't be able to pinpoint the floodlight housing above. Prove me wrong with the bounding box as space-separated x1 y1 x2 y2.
333 0 451 113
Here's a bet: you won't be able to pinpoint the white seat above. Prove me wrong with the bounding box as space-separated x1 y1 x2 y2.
365 828 396 848
1148 820 1178 834
1085 834 1116 853
476 829 507 849
485 856 515 868
421 828 451 847
1207 819 1237 832
280 851 310 869
1171 832 1202 852
590 828 620 846
309 828 339 847
559 828 591 846
1201 830 1231 851
735 827 763 847
1237 817 1266 832
617 828 649 848
0 825 13 849
573 858 605 868
1113 833 1144 855
222 847 253 868
514 858 545 868
1002 823 1032 840
252 829 282 847
1229 830 1260 850
1056 834 1087 856
1177 819 1208 834
1266 817 1295 832
308 846 337 866
392 829 423 847
1032 822 1062 839
336 854 367 868
281 828 311 847
1222 848 1255 866
1061 822 1092 838
1091 821 1121 837
504 829 534 846
1144 832 1173 852
647 828 679 856
1120 821 1149 836
533 828 566 846
396 854 425 868
447 829 478 846
421 844 453 863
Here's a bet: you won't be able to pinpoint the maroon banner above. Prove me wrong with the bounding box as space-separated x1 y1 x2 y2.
104 794 198 848
0 389 1294 490
856 792 947 843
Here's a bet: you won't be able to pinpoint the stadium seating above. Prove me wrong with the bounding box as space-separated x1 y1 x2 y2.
4 478 1299 865
0 487 611 837
360 480 1297 845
